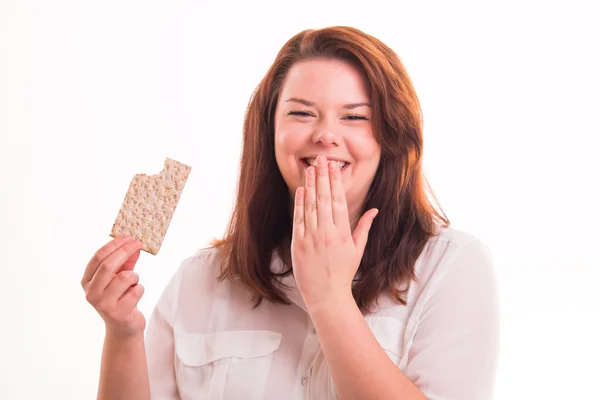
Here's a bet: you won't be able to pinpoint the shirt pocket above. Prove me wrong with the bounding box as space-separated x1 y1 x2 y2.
174 329 282 400
364 315 406 366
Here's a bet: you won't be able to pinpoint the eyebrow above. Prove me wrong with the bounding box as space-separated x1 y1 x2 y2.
284 97 371 109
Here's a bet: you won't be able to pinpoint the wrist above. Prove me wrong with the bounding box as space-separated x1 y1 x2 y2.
105 326 145 344
305 289 356 316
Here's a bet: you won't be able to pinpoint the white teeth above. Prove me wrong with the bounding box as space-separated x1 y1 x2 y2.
305 158 347 169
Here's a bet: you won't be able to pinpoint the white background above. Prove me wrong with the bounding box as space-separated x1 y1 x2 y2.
1 0 598 398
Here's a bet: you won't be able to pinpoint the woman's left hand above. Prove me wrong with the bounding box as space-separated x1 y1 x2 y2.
291 155 379 310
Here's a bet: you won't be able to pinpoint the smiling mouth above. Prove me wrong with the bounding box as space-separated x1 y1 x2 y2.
300 157 350 171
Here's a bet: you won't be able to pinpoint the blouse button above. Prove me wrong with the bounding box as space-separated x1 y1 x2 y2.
301 377 308 386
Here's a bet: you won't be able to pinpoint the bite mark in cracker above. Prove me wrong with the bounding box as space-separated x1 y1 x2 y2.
110 158 191 255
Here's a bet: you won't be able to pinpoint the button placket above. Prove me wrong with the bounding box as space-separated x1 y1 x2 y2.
304 341 322 399
293 321 321 399
305 320 319 387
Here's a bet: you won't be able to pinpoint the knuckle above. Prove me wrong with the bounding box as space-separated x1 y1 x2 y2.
323 232 335 247
294 240 307 252
115 271 128 284
117 271 137 284
332 194 344 204
85 291 99 304
96 300 109 313
99 261 115 274
317 194 329 204
90 253 102 268
306 203 316 212
85 293 96 304
294 215 304 225
340 232 353 243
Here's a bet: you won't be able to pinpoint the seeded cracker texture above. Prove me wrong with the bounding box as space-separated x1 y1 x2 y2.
110 158 191 255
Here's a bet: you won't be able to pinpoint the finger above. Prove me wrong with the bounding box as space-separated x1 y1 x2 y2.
352 209 379 256
315 156 333 228
86 240 143 296
103 270 140 304
116 284 145 314
304 165 318 232
329 160 351 232
82 235 133 285
293 187 306 239
120 249 141 272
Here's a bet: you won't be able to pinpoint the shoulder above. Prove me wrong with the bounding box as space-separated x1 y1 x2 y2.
402 227 500 399
177 246 225 276
154 246 225 318
422 225 493 266
430 225 488 249
415 226 496 295
171 246 229 296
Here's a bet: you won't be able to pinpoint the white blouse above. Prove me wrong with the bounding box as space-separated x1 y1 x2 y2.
145 226 499 400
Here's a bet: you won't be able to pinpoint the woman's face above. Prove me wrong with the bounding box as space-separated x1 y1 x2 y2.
274 58 381 225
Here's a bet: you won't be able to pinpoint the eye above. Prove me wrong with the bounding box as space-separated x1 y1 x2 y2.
287 111 313 117
344 115 369 121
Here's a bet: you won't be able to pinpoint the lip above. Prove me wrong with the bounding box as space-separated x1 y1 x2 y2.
299 157 351 173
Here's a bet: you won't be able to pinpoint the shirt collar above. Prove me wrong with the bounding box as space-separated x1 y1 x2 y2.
270 251 308 313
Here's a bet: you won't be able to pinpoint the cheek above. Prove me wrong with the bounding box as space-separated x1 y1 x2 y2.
274 127 305 187
275 125 306 159
348 133 380 164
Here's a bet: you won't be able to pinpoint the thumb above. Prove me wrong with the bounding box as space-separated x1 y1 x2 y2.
352 208 379 256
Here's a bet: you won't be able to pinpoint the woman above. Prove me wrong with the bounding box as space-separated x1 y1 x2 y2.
82 26 499 399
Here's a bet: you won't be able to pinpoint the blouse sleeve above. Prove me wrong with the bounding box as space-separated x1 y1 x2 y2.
145 264 185 400
405 238 500 400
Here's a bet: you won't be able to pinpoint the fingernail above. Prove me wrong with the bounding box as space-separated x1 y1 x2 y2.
318 155 327 166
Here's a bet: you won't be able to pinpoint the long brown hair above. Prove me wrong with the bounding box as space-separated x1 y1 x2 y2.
212 26 449 313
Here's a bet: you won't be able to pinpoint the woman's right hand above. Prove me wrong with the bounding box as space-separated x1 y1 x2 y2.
82 235 146 339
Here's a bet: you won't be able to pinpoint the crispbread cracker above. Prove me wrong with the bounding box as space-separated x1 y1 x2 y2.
110 158 191 255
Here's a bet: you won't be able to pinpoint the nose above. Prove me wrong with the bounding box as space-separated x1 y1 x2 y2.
311 128 340 148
